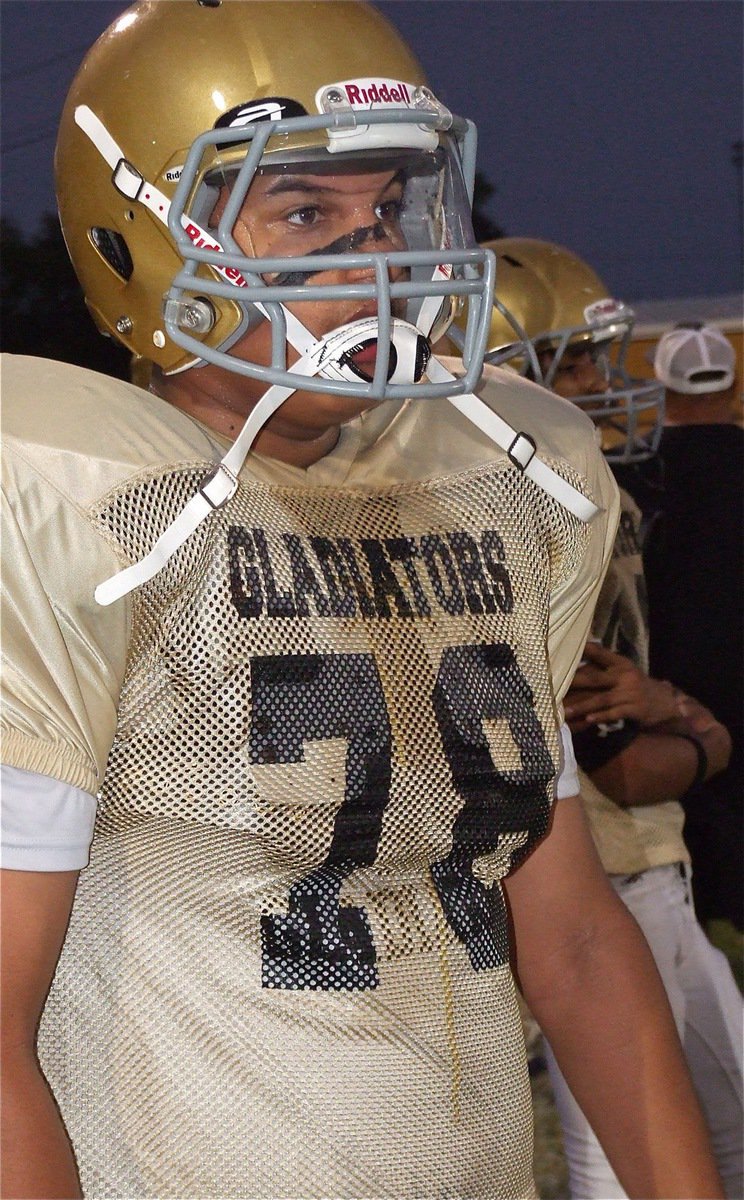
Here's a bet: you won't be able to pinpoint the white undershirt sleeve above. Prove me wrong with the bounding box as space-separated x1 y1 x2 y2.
554 722 579 799
1 765 97 871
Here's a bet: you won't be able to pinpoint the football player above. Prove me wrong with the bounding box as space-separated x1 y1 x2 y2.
454 238 742 1199
0 6 723 1199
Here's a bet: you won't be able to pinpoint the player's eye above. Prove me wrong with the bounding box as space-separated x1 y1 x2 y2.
286 205 322 227
375 197 404 223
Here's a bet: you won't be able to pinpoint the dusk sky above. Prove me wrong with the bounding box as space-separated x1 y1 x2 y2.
1 0 741 303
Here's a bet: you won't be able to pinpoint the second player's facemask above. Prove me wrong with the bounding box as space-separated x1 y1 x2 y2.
531 302 665 465
449 240 665 465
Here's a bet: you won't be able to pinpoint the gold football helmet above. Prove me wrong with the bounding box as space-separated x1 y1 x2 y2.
449 238 664 463
55 0 494 402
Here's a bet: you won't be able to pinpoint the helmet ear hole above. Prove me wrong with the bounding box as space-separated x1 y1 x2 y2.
90 227 133 281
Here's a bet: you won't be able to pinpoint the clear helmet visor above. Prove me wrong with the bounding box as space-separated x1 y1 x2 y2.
163 113 493 401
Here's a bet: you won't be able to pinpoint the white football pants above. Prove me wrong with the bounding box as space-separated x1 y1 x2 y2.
544 862 743 1199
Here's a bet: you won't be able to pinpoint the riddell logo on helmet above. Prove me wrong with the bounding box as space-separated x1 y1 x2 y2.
183 222 248 288
584 298 626 325
342 79 412 107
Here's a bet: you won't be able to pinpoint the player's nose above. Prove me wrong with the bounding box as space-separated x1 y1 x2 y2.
345 224 406 285
581 361 611 394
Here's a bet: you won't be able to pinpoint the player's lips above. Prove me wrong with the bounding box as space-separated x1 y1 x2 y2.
351 341 379 366
342 338 382 380
332 332 392 382
340 308 381 376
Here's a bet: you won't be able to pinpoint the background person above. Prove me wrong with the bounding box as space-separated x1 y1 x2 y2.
644 323 743 933
451 238 743 1199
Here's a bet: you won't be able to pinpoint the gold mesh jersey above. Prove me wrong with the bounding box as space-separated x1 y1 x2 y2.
2 354 618 1200
577 489 689 876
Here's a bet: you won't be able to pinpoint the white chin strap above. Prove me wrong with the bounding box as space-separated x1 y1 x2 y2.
95 308 430 607
426 357 600 524
95 330 598 607
79 103 598 607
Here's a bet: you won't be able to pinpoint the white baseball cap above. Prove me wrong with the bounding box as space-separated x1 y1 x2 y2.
653 323 736 394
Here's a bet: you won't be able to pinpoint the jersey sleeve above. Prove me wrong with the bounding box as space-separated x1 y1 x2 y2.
464 363 620 709
1 766 97 871
554 722 579 799
546 442 620 705
1 440 131 796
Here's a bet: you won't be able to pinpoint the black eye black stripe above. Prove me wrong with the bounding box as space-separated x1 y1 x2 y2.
271 223 388 286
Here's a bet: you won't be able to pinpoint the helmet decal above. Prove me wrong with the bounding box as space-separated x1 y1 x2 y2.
584 298 627 326
214 99 308 129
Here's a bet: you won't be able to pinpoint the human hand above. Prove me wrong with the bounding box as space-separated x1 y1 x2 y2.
656 693 724 737
564 641 681 730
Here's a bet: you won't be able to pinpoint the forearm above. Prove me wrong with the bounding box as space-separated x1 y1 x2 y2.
590 716 731 807
1 869 82 1198
1 1047 82 1200
524 898 723 1199
566 646 733 799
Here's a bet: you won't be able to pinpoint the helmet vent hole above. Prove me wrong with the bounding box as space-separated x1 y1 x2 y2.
90 227 133 281
197 0 222 6
500 254 524 269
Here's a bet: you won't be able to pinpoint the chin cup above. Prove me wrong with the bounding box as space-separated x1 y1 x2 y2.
309 317 431 387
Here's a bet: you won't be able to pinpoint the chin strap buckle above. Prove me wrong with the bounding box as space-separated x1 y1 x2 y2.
198 463 239 509
507 431 537 471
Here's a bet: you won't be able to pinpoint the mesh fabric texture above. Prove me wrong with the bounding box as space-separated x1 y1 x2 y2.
37 458 584 1199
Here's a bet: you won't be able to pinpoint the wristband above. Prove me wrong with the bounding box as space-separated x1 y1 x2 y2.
672 733 708 791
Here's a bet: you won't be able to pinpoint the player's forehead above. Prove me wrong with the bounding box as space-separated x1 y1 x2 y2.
249 165 404 202
561 341 595 362
540 340 595 365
